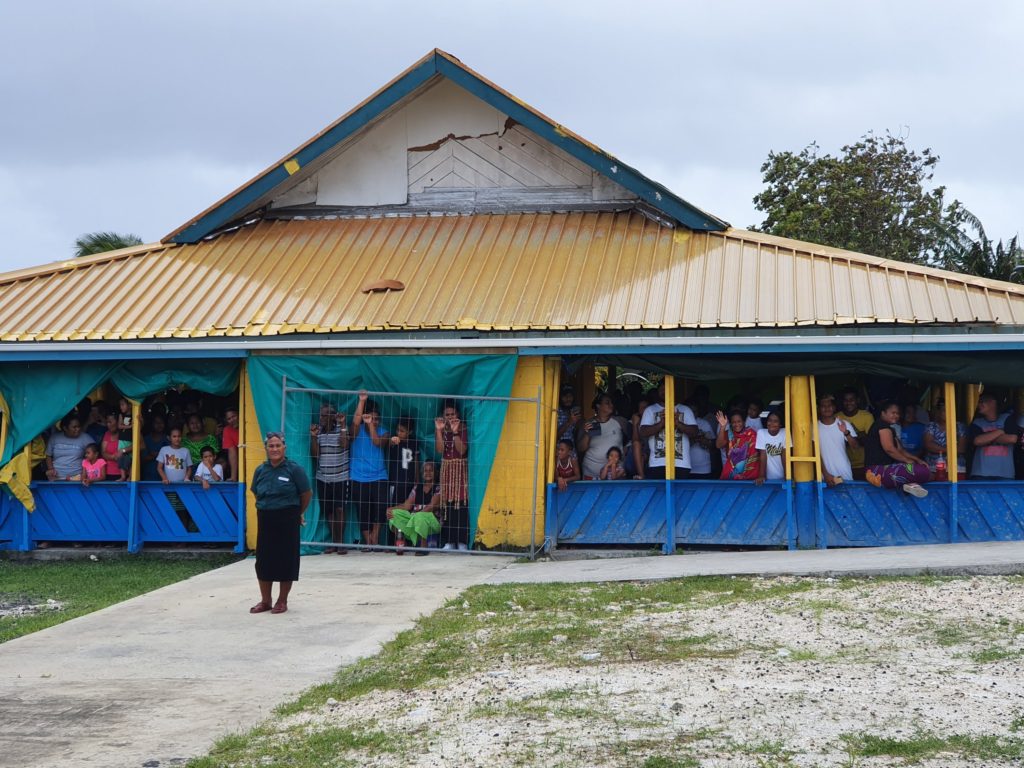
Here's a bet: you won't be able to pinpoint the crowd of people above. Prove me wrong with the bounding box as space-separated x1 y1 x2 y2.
556 379 1024 500
556 380 791 489
39 391 239 489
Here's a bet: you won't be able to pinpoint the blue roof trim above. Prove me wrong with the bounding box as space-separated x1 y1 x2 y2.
170 52 726 244
0 349 248 362
170 57 440 244
519 341 1024 355
435 58 727 232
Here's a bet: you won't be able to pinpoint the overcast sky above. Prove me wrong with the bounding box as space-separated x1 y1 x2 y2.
1 1 1020 274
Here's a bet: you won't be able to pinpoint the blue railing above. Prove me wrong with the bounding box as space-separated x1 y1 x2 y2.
548 479 1024 551
0 481 246 553
548 480 795 551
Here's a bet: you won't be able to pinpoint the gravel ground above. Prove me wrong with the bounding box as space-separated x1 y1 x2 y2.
264 576 1024 767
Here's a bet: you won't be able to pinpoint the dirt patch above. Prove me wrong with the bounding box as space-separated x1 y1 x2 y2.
0 596 63 620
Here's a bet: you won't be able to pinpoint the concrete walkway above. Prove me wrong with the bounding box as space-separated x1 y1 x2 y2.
5 542 1024 768
488 540 1024 584
0 553 512 768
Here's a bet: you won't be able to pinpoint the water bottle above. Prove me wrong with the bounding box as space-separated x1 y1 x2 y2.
935 455 947 482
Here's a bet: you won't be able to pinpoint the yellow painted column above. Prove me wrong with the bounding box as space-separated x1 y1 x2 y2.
477 356 547 549
965 384 981 423
664 376 676 480
789 376 814 483
130 400 142 481
242 365 265 551
944 381 958 483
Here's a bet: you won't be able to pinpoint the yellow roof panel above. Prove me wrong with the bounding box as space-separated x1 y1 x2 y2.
3 212 1024 342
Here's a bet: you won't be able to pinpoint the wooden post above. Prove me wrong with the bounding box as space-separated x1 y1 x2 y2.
664 376 676 481
944 382 958 484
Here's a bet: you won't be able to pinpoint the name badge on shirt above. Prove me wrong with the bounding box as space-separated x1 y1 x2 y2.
278 476 290 482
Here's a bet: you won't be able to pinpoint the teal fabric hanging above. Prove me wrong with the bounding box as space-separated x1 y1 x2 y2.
246 354 518 549
111 360 240 399
0 362 119 465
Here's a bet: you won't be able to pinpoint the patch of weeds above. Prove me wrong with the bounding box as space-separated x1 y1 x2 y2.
642 757 700 768
1010 711 1024 733
841 730 1024 762
970 647 1024 664
187 723 408 767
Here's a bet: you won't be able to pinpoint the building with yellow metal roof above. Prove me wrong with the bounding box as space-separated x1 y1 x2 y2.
2 50 1023 554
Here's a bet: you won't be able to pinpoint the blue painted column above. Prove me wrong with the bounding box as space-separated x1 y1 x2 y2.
127 481 141 553
544 483 558 552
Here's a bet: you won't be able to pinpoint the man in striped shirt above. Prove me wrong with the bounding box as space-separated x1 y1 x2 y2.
310 403 350 554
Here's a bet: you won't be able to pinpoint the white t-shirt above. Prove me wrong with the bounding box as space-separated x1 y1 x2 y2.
642 403 696 469
817 420 856 481
689 415 716 475
194 462 224 483
157 445 193 482
755 428 790 480
745 415 764 431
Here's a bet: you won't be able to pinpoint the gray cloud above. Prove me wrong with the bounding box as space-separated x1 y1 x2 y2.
1 0 1020 273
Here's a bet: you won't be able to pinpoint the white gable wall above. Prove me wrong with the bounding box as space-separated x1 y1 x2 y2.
272 79 636 210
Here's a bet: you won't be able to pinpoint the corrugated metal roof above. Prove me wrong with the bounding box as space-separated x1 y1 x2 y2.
3 212 1024 341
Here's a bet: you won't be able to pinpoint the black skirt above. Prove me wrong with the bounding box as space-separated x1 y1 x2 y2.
255 507 301 582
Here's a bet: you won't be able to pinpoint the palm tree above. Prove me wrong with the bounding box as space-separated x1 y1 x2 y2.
935 208 1024 284
73 231 144 257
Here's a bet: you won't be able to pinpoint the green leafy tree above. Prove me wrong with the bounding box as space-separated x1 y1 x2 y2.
73 231 143 257
752 132 953 264
935 206 1024 283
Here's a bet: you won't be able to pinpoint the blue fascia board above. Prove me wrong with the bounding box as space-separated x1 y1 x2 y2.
435 58 727 232
0 349 248 362
171 57 441 244
519 340 1024 356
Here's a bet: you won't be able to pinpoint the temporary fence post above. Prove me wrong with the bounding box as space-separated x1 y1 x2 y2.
280 375 288 432
235 361 249 553
530 387 542 559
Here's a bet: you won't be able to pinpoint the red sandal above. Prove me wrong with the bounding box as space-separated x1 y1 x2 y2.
271 602 288 614
249 602 272 614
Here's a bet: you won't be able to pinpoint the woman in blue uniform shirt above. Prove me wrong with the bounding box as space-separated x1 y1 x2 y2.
249 431 312 615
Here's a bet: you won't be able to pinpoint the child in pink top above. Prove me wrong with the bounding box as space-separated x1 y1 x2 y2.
82 444 107 486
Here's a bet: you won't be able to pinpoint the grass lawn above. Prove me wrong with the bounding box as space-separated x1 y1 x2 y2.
187 574 1024 768
0 554 241 643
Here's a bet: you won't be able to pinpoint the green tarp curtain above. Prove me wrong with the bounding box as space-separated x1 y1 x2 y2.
571 351 1024 387
246 354 518 550
0 359 240 465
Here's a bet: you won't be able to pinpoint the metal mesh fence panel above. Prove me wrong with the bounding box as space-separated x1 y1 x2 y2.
282 385 540 556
